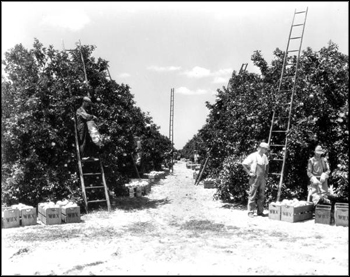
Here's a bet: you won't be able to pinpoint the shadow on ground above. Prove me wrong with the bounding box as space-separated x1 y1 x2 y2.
221 202 247 211
112 196 172 211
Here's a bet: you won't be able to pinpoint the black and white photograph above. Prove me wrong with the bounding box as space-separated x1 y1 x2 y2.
2 2 349 275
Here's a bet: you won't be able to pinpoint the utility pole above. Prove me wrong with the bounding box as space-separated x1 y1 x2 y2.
169 88 175 172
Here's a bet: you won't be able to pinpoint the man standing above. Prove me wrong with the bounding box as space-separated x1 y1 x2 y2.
193 150 200 164
76 96 98 159
242 142 270 218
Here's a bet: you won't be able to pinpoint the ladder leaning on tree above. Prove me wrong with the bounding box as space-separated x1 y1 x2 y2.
227 63 248 91
64 41 111 212
267 8 308 202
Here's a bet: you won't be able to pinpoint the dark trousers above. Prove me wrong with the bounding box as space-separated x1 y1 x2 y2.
247 165 266 214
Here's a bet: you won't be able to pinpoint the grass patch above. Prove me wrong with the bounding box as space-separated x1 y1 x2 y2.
123 221 156 235
7 225 123 243
181 220 226 232
8 226 84 242
113 197 171 211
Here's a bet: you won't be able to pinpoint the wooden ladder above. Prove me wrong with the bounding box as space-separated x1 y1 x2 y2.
268 8 308 202
73 115 111 213
65 41 111 212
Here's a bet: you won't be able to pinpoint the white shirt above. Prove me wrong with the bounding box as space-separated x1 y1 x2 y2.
242 151 269 173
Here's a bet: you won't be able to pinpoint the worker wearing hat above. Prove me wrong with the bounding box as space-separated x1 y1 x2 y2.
76 96 98 159
307 145 331 204
242 142 270 218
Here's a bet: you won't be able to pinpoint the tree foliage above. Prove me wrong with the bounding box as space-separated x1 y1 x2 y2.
2 39 172 207
182 41 348 203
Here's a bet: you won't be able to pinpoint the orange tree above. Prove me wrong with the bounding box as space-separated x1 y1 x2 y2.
2 39 172 207
182 42 348 203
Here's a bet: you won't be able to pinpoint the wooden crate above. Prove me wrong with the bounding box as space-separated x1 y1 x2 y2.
20 207 37 226
144 183 151 194
61 206 80 223
135 186 142 197
39 207 61 225
281 204 314 223
2 208 20 228
204 180 217 189
128 187 135 198
268 203 281 220
315 204 332 225
335 203 349 227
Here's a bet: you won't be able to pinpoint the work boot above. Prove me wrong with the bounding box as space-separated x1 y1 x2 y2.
257 213 268 217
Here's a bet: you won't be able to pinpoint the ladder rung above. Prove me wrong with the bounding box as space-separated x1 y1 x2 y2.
83 173 102 176
290 37 302 40
292 24 304 27
295 11 306 14
272 159 284 162
287 50 299 53
87 199 107 204
270 144 285 147
272 130 287 133
85 186 105 189
270 173 282 176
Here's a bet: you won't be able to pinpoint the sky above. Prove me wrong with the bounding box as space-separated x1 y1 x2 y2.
2 2 348 149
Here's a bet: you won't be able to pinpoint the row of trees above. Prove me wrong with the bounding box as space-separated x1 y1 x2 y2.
2 39 173 208
181 41 348 203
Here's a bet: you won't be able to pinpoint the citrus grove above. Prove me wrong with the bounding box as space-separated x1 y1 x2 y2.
2 39 173 210
1 39 348 210
181 41 348 204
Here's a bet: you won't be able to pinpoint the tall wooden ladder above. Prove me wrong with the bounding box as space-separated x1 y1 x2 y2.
239 63 248 74
65 41 111 213
268 8 308 202
227 63 248 91
73 116 111 213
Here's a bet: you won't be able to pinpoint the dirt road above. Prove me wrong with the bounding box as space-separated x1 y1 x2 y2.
2 161 348 275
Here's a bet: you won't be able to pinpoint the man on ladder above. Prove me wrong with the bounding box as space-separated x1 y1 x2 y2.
76 96 101 160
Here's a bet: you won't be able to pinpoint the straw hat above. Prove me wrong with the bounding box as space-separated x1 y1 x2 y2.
259 142 270 149
83 96 92 102
315 145 325 154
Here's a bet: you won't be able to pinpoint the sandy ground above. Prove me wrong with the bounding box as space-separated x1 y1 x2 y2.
2 161 349 275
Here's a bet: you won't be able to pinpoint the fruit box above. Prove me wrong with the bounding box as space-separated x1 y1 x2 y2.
204 180 217 189
315 204 332 225
268 203 281 220
20 207 37 226
281 204 314 223
39 207 61 225
2 208 20 228
61 206 80 223
335 203 349 227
